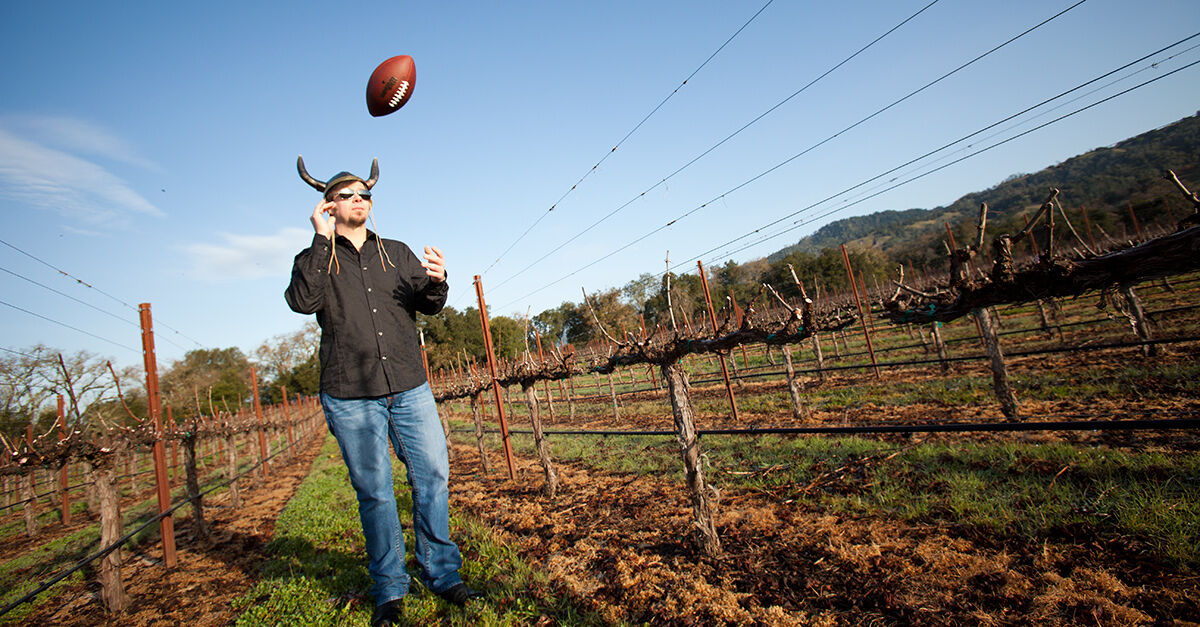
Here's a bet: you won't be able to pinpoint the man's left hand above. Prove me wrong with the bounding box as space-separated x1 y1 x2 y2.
422 246 446 282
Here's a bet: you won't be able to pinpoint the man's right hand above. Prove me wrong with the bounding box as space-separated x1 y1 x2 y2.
311 199 336 240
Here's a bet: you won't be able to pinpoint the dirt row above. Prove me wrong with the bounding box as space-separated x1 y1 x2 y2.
448 440 1199 625
443 343 1200 624
9 435 323 626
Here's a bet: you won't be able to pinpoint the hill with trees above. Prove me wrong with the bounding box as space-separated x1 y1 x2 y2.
408 112 1200 372
774 111 1200 266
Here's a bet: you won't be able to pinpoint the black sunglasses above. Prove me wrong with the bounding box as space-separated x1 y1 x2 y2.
334 189 372 201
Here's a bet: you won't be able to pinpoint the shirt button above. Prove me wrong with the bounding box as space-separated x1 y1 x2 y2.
368 288 372 292
372 308 377 313
378 332 383 336
381 356 388 360
363 266 367 270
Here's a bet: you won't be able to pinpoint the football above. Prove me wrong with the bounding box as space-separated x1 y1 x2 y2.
366 55 416 117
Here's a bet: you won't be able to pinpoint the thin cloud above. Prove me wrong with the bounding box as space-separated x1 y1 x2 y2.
1 114 162 171
0 126 164 226
186 227 313 282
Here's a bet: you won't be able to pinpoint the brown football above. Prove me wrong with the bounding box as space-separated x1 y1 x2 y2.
366 55 416 117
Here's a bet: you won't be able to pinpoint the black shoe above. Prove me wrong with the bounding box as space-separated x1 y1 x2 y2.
371 598 405 626
435 583 483 606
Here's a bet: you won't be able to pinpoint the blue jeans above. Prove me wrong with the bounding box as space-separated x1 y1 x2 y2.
320 383 463 605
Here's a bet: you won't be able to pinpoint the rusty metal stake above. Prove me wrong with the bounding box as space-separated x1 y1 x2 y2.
838 247 880 379
56 395 71 526
475 276 516 479
696 260 739 421
281 385 296 453
139 303 177 568
250 367 269 480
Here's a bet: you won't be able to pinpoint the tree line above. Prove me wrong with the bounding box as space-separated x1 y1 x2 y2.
5 114 1194 439
0 322 318 441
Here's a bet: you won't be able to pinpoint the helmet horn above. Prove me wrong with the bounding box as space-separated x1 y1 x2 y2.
296 155 325 192
364 159 379 189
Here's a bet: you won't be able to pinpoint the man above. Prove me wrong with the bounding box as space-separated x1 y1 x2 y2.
285 157 481 626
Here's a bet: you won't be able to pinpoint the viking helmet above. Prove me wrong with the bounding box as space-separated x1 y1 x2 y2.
297 155 379 199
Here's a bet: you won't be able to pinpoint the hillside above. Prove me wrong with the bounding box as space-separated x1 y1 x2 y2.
770 111 1200 265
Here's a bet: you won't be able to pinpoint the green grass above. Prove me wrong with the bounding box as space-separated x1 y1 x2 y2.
456 426 1200 567
232 435 613 626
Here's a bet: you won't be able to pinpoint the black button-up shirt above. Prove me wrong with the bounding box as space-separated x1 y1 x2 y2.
285 231 446 398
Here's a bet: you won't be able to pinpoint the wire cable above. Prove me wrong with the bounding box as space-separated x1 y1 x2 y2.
505 33 1199 307
1 265 140 329
695 36 1200 265
693 56 1200 267
0 298 140 354
477 0 780 281
0 264 194 353
491 0 1090 309
484 0 950 300
0 238 204 348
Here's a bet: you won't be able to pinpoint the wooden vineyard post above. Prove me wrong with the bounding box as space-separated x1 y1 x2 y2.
566 375 577 421
169 411 178 481
1119 284 1156 357
420 334 454 459
931 322 950 372
1036 300 1053 337
606 372 620 420
697 260 740 421
438 403 455 462
250 368 269 481
182 427 209 539
474 276 517 479
225 408 242 509
504 388 517 427
521 382 558 498
22 469 37 536
281 386 296 462
23 426 37 536
916 325 932 352
469 392 491 474
542 379 556 423
810 332 826 382
94 455 128 612
534 331 557 424
139 303 177 568
974 307 1019 419
660 361 720 556
781 345 809 420
56 395 71 526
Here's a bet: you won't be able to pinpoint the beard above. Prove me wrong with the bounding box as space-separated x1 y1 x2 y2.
335 205 369 229
340 213 368 228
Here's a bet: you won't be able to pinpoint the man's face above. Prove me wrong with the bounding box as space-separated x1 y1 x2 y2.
327 181 372 228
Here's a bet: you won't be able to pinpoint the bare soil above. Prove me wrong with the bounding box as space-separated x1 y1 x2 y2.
445 345 1200 625
8 435 322 626
4 343 1197 625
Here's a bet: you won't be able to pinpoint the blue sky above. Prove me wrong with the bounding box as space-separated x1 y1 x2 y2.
1 0 1198 370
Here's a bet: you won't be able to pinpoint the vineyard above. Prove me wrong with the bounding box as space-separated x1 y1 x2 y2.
2 186 1199 623
7 0 1200 622
431 270 1200 624
2 165 1200 624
